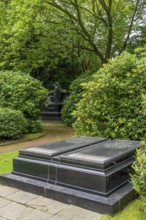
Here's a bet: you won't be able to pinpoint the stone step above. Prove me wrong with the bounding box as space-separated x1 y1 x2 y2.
0 173 136 215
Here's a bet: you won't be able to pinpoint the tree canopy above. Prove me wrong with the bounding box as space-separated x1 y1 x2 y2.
46 0 144 63
0 0 145 86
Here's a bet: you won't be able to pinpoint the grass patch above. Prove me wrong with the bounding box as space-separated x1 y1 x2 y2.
0 151 18 174
102 198 146 220
22 131 47 140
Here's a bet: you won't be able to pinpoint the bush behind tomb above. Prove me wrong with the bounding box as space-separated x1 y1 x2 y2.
0 107 26 139
61 73 94 126
0 71 48 132
73 52 146 140
131 93 146 214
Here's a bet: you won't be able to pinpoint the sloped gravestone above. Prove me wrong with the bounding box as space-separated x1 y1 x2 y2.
0 137 140 215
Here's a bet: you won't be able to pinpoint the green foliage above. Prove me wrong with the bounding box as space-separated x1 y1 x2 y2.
73 52 146 140
131 143 146 214
0 108 26 139
143 94 146 114
0 70 48 132
61 73 94 126
0 0 85 87
31 57 83 90
0 0 145 84
131 92 146 214
45 0 144 63
135 45 146 59
26 119 43 133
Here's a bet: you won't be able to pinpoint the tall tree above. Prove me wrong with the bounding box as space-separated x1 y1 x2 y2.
0 0 86 71
0 0 145 78
46 0 143 63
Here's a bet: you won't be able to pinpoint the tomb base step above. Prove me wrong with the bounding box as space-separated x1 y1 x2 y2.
41 116 62 121
0 172 136 215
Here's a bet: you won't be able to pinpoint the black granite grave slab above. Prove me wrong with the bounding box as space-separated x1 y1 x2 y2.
0 137 140 215
50 140 140 196
19 136 107 161
12 157 134 196
13 157 50 181
56 139 140 170
12 137 107 185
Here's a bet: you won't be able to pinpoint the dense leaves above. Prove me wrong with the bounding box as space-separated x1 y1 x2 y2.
0 107 26 139
61 73 93 126
131 93 146 214
73 52 146 140
131 143 146 214
0 0 145 87
31 58 83 90
46 0 145 63
0 71 48 132
0 0 84 87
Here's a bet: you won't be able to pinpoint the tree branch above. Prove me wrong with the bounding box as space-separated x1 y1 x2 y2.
119 0 140 54
105 0 113 60
73 0 106 62
47 0 106 63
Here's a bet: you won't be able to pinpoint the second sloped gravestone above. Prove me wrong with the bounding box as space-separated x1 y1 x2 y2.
0 137 140 215
41 82 69 120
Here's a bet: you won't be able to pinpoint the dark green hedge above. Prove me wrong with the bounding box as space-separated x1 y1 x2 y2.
0 107 26 139
0 71 48 132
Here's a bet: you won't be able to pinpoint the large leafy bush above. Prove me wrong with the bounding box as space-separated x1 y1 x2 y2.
73 52 146 140
61 73 93 126
0 71 48 132
0 107 26 139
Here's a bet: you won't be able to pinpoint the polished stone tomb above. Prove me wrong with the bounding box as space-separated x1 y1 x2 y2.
0 137 140 215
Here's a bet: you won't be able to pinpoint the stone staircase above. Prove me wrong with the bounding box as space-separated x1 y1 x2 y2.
40 103 63 121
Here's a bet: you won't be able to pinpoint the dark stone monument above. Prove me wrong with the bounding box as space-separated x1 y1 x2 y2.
41 83 69 120
0 137 140 215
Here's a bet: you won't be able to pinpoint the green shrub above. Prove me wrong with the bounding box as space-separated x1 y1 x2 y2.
61 73 94 126
131 92 146 214
26 119 43 133
135 45 146 59
0 71 48 132
73 52 146 140
131 142 146 214
0 107 26 139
